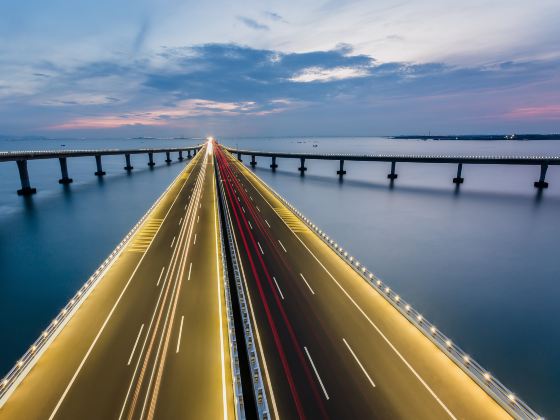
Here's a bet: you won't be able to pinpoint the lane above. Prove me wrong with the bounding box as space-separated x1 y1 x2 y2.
149 140 233 420
1 144 234 420
216 145 511 419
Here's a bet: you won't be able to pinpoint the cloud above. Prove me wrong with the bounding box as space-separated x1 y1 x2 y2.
236 16 269 31
505 105 560 120
264 11 285 22
1 42 559 135
289 66 372 83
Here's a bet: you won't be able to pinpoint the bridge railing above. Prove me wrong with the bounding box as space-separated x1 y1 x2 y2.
217 163 271 419
238 156 542 420
0 154 198 407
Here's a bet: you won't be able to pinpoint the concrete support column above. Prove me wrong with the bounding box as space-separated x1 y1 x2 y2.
250 155 257 167
124 153 133 171
178 151 183 161
237 152 242 161
148 152 155 167
337 159 346 178
387 161 398 180
193 149 197 156
453 163 464 184
165 151 172 164
58 157 73 184
534 163 549 189
94 155 105 176
16 160 37 195
187 149 192 159
270 156 278 171
298 157 307 176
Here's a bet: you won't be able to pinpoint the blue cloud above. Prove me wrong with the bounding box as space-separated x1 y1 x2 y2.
236 16 269 31
1 42 559 135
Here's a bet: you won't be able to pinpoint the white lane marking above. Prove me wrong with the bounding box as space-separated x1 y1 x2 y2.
256 206 261 212
176 316 184 353
343 338 376 388
300 273 315 295
193 233 197 245
304 346 329 400
250 196 253 201
236 161 457 420
265 220 271 228
248 220 253 230
127 324 145 366
156 266 165 287
170 236 176 248
257 241 264 255
278 240 287 253
179 217 183 225
184 203 188 210
273 276 285 300
188 262 192 281
242 206 245 213
49 163 196 420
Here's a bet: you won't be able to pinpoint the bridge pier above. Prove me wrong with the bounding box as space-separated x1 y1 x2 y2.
94 155 105 176
178 151 183 161
193 149 197 156
124 154 133 171
148 152 155 167
453 163 464 184
16 160 37 195
298 157 307 176
187 150 192 159
337 159 346 179
165 151 172 164
237 152 242 162
534 163 549 189
387 161 398 180
270 156 278 171
250 155 257 167
58 157 73 184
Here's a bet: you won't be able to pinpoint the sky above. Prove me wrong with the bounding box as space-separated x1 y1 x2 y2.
0 0 559 137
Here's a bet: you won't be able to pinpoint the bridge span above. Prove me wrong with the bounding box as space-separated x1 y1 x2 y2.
227 147 560 189
0 146 201 195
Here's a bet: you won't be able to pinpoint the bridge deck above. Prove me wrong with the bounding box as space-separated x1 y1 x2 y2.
216 145 530 419
0 145 234 419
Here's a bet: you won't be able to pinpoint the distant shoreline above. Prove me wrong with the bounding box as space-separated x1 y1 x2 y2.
392 134 560 141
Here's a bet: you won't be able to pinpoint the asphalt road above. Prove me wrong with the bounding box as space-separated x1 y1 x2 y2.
0 143 234 420
216 144 511 420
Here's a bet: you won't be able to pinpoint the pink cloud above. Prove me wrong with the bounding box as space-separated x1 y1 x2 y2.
505 105 560 120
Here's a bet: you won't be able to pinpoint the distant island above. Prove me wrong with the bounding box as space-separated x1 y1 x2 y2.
393 134 560 140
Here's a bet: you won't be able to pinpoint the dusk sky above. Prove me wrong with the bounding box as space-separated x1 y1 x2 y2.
1 0 559 137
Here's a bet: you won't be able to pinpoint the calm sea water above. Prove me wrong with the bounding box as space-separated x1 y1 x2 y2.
1 137 559 416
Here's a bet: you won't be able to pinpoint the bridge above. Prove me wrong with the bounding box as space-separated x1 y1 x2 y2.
227 147 560 189
0 140 542 419
0 146 201 195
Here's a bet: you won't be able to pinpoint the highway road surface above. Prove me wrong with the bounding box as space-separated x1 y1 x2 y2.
0 142 234 420
216 144 511 420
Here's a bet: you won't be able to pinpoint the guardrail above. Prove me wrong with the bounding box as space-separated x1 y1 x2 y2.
217 184 246 420
217 165 271 419
0 155 197 407
234 153 542 420
226 147 559 189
